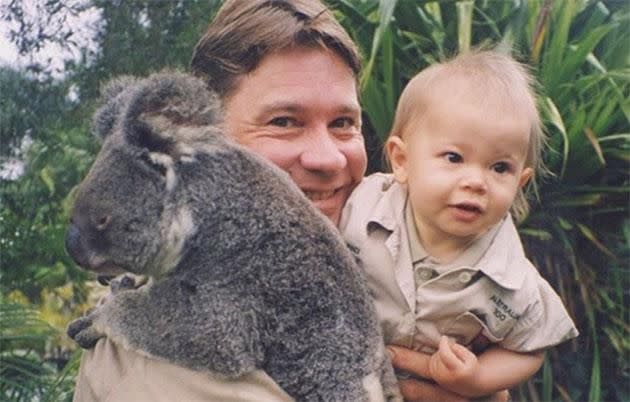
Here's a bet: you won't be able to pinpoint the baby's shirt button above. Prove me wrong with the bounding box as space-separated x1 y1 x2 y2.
458 271 473 284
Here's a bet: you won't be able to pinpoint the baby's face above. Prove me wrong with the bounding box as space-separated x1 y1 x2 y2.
393 96 533 249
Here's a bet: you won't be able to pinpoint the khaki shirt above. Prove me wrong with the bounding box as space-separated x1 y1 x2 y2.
340 173 578 354
73 338 293 402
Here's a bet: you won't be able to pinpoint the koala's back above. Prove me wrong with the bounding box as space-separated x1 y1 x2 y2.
155 145 383 398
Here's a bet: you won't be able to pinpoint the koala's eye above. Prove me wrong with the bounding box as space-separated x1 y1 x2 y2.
139 152 168 176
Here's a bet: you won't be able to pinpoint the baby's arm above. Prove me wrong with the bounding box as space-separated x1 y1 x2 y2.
429 336 544 398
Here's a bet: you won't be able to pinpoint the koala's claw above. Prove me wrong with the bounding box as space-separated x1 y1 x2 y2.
67 316 91 338
111 275 136 294
67 316 103 349
97 274 115 286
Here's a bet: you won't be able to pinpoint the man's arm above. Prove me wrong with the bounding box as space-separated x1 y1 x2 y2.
387 345 467 402
73 338 293 402
387 345 511 402
428 336 544 397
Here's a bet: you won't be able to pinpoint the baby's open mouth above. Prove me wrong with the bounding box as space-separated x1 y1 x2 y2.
453 203 482 213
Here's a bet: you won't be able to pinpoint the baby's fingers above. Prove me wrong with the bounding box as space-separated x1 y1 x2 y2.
450 342 477 367
437 336 464 370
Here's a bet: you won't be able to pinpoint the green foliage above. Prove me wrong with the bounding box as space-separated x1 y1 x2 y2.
1 0 221 396
330 0 629 400
0 300 78 402
72 0 221 100
0 69 65 158
1 0 627 400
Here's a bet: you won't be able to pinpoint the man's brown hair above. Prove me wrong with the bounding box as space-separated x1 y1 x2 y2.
190 0 361 98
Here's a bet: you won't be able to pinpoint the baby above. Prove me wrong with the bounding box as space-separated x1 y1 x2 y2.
341 50 578 398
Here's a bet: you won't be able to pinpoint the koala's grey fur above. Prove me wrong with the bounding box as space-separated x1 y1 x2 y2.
66 71 401 401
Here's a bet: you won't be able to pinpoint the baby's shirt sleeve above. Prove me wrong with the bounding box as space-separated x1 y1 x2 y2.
500 273 579 352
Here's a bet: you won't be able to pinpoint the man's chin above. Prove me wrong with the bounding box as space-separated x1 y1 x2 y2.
311 201 341 225
311 191 348 226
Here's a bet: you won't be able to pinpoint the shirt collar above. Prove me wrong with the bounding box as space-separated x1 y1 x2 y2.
474 216 528 290
414 215 527 289
366 177 406 233
405 198 429 264
447 219 502 270
407 204 502 273
364 180 527 290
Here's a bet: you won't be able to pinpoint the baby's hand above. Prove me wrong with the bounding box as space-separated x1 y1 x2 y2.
429 335 479 388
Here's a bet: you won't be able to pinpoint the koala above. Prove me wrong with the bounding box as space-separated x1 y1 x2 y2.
65 71 401 401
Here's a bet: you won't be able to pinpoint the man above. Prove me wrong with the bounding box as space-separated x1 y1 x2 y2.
73 1 501 401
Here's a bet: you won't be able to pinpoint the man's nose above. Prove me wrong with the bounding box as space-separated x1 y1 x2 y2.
299 126 347 174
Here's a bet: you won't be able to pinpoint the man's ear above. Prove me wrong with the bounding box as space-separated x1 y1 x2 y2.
518 167 534 188
385 136 408 184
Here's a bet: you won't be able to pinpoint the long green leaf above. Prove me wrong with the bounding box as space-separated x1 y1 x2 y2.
456 1 474 52
543 0 576 92
576 222 616 258
557 25 614 88
380 25 396 124
361 0 398 88
362 78 390 139
541 97 570 178
542 355 553 402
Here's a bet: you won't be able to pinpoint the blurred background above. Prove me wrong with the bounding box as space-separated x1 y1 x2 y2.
0 0 628 400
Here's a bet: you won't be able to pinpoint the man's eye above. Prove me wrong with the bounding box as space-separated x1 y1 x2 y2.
492 162 511 174
330 117 355 129
444 152 462 163
268 117 297 127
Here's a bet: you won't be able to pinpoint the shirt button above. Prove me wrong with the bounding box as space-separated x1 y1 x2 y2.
458 272 473 284
418 269 434 281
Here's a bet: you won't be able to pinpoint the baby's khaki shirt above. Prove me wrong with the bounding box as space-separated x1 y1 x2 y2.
340 173 578 354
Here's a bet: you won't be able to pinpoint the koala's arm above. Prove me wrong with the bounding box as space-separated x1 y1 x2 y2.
68 278 264 377
89 274 147 307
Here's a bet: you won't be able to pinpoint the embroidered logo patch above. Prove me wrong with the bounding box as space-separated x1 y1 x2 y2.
490 294 520 321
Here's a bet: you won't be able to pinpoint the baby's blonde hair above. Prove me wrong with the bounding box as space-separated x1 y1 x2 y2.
388 49 545 222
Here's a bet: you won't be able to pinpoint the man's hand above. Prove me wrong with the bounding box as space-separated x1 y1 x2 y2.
429 336 479 388
388 344 510 402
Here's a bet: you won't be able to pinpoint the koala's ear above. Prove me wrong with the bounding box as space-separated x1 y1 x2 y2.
92 76 138 140
120 71 223 158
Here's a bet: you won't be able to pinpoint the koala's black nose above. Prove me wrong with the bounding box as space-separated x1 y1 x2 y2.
66 223 89 268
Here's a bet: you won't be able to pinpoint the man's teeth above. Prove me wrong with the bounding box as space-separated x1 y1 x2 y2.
304 190 335 201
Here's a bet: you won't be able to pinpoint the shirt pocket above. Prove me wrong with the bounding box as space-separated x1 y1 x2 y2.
441 311 505 346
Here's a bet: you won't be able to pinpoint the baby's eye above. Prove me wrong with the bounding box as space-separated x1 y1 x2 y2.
492 162 511 174
444 152 463 163
268 117 298 128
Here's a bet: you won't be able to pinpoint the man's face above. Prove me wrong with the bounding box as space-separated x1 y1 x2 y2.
222 47 367 226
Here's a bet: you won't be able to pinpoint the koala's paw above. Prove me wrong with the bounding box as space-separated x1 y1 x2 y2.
67 316 104 349
110 275 137 294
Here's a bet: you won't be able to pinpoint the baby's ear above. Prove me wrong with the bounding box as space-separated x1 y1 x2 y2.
518 167 534 188
385 136 408 184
